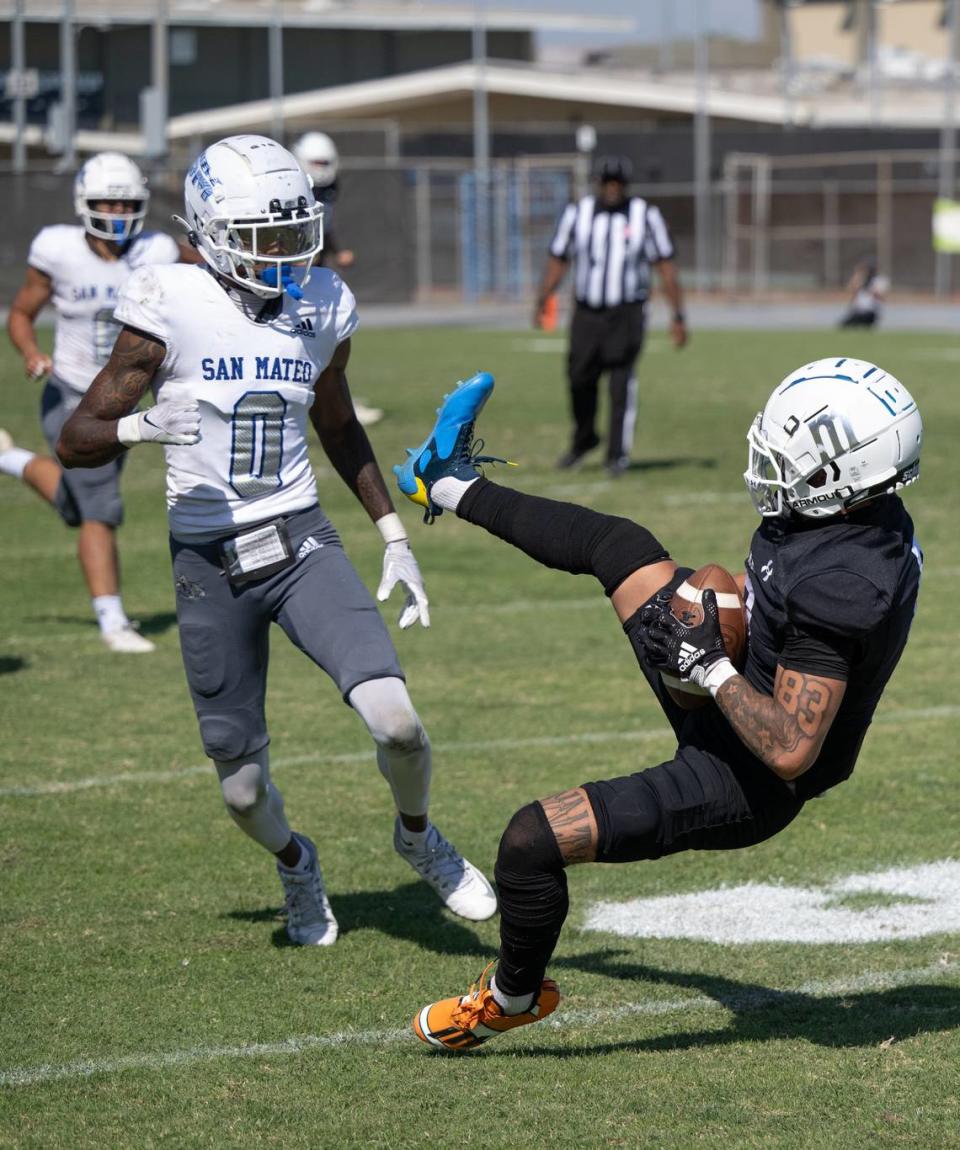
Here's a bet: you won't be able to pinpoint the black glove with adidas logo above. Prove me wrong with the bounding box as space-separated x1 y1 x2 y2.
639 588 729 689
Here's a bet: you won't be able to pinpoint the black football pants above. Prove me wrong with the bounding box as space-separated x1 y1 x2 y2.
567 302 646 461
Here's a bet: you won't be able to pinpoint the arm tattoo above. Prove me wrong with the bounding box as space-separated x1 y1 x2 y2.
716 669 838 778
57 328 165 467
540 787 598 865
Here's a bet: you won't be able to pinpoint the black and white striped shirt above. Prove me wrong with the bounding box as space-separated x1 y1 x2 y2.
549 195 675 309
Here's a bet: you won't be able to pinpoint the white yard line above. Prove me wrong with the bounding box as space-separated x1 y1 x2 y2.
0 728 675 799
1 957 956 1089
1 597 606 648
2 705 959 800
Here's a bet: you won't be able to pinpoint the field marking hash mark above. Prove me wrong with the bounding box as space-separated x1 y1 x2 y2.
2 958 956 1088
2 707 959 799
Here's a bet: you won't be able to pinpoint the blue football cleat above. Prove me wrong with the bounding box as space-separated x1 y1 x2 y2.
394 371 507 522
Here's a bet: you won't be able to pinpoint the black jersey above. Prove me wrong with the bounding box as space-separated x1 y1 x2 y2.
741 495 921 799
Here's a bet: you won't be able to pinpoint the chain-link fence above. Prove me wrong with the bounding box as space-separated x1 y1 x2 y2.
0 147 947 305
722 150 944 294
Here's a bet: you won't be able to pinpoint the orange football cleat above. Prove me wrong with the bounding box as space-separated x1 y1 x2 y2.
412 962 560 1052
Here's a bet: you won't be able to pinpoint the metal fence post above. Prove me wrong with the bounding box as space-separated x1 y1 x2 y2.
414 167 432 301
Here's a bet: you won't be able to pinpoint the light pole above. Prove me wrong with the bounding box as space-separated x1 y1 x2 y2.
58 0 77 169
693 0 712 290
269 0 285 142
936 0 960 296
472 0 491 293
12 0 27 172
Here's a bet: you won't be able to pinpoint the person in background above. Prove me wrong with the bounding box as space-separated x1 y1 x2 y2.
0 151 199 653
839 258 888 328
293 131 382 428
534 155 687 477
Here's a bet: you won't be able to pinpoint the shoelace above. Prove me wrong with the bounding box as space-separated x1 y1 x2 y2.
414 834 469 892
423 432 512 524
451 961 499 1028
464 436 510 470
283 871 327 926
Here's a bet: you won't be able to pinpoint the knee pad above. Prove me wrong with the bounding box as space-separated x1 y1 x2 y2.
496 802 564 882
200 713 262 764
216 749 269 817
375 709 424 753
350 677 425 752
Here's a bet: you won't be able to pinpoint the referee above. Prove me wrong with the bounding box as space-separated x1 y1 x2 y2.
534 156 688 475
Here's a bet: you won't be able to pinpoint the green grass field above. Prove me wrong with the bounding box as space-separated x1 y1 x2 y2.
1 326 959 1149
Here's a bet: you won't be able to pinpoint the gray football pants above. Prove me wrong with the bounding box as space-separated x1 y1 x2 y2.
170 505 406 761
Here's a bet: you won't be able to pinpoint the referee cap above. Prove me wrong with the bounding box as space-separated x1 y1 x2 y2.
597 155 633 184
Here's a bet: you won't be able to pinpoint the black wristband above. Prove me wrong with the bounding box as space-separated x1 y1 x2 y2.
673 312 686 324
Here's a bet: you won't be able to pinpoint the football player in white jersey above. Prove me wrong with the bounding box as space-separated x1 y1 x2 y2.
56 134 497 944
1 151 199 652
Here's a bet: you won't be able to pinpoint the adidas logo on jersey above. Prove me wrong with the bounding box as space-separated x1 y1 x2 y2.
677 642 705 675
297 536 322 559
293 317 316 338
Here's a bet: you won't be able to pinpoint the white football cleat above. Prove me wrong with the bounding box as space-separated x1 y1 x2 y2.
394 818 498 922
101 624 156 653
354 400 384 428
0 428 14 454
277 834 339 946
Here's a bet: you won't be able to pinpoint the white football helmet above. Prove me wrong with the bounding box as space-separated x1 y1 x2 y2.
181 135 324 300
74 152 149 243
744 356 922 520
292 132 339 189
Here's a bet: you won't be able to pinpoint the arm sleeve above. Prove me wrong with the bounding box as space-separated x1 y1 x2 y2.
548 203 577 261
27 228 59 278
643 205 676 263
113 266 169 344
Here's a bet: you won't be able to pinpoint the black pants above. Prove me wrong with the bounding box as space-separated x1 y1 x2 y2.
839 311 877 328
567 302 646 461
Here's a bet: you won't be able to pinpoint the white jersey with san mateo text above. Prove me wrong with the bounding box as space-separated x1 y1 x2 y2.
113 264 359 540
27 225 180 393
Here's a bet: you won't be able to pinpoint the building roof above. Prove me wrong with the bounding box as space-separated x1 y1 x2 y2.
163 60 798 139
1 0 629 34
0 58 953 156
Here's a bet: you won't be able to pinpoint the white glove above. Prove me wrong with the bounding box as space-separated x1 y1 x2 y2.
25 352 53 381
377 539 430 629
116 402 201 447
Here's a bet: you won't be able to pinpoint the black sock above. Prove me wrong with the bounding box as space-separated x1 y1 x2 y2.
494 802 569 997
458 478 669 596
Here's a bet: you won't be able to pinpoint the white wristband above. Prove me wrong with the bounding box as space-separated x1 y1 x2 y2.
703 658 738 698
115 413 142 447
376 512 407 545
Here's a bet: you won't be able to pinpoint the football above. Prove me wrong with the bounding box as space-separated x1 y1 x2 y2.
660 564 748 710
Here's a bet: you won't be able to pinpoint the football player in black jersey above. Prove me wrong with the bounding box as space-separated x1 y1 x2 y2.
394 358 923 1052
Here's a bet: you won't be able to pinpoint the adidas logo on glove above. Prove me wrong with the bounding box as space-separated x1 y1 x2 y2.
678 642 706 675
